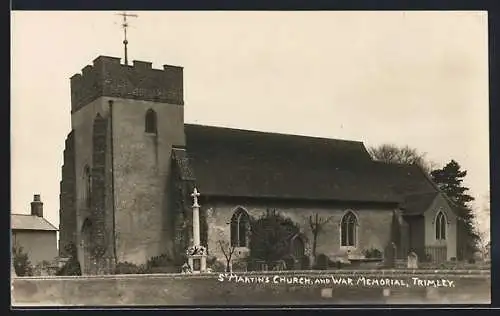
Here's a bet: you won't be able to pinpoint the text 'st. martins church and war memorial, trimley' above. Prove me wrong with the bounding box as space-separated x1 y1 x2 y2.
57 16 464 275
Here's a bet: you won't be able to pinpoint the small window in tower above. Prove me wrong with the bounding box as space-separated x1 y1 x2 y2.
145 109 157 134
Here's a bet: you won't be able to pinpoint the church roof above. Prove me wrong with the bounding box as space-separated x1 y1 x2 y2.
180 124 438 207
401 192 439 215
11 214 58 231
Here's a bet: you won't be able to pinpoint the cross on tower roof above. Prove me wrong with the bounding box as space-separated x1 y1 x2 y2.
116 11 138 65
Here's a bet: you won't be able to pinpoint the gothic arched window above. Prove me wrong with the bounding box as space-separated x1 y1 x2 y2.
84 165 92 208
435 211 447 240
230 208 250 247
145 109 157 134
340 211 358 247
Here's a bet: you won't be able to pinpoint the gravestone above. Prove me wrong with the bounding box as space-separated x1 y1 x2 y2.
384 242 397 268
407 252 418 269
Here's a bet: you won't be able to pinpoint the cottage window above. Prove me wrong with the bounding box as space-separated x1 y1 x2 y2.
435 211 446 240
145 109 157 134
341 211 357 247
230 208 250 247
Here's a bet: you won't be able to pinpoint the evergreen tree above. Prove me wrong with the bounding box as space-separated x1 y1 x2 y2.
12 246 33 276
249 209 300 265
430 160 479 259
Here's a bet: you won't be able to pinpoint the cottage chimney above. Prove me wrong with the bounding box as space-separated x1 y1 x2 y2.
31 194 43 217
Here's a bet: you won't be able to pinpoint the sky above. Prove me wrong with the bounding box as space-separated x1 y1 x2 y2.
11 11 490 241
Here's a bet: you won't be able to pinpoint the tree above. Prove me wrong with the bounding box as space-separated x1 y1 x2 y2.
249 209 300 265
430 160 480 259
12 246 33 276
218 240 236 272
368 144 437 173
309 213 333 262
474 192 490 248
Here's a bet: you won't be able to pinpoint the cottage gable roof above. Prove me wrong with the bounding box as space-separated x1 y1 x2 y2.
179 124 439 208
11 214 58 231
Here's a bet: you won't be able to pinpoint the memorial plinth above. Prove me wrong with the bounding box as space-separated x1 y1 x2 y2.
186 188 207 273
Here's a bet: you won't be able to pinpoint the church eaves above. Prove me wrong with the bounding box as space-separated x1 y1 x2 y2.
181 124 437 204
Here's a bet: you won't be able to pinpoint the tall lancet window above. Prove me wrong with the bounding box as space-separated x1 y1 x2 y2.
145 109 157 134
341 211 357 247
84 165 92 208
435 211 447 240
230 208 250 247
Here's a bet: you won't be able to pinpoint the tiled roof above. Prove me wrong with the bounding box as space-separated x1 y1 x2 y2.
180 124 439 210
11 214 58 231
401 192 439 215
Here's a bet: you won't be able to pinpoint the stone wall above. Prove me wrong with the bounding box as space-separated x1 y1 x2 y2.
112 98 185 265
59 131 77 257
67 95 185 268
66 55 186 269
204 200 396 265
12 270 490 306
423 194 458 260
71 97 112 272
70 56 183 113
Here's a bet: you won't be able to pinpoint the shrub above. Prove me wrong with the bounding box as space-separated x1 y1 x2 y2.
206 256 225 272
206 256 217 266
232 259 248 272
114 262 147 274
34 260 54 276
208 260 226 272
146 254 173 268
12 246 33 276
55 243 81 276
143 253 179 273
55 258 82 276
249 209 300 264
362 248 383 259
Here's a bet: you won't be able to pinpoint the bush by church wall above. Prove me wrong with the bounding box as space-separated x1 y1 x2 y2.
12 270 490 306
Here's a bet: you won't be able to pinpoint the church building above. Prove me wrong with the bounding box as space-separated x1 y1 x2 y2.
58 55 459 274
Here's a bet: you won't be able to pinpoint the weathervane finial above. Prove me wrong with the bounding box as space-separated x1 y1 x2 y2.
116 12 138 65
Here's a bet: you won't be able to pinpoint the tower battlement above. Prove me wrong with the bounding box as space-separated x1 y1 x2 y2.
70 55 184 113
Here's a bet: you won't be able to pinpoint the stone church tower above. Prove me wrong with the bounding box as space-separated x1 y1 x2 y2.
58 56 185 274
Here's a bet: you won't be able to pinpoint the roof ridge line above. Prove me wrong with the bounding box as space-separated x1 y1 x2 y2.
411 163 462 210
184 123 365 144
40 217 59 230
